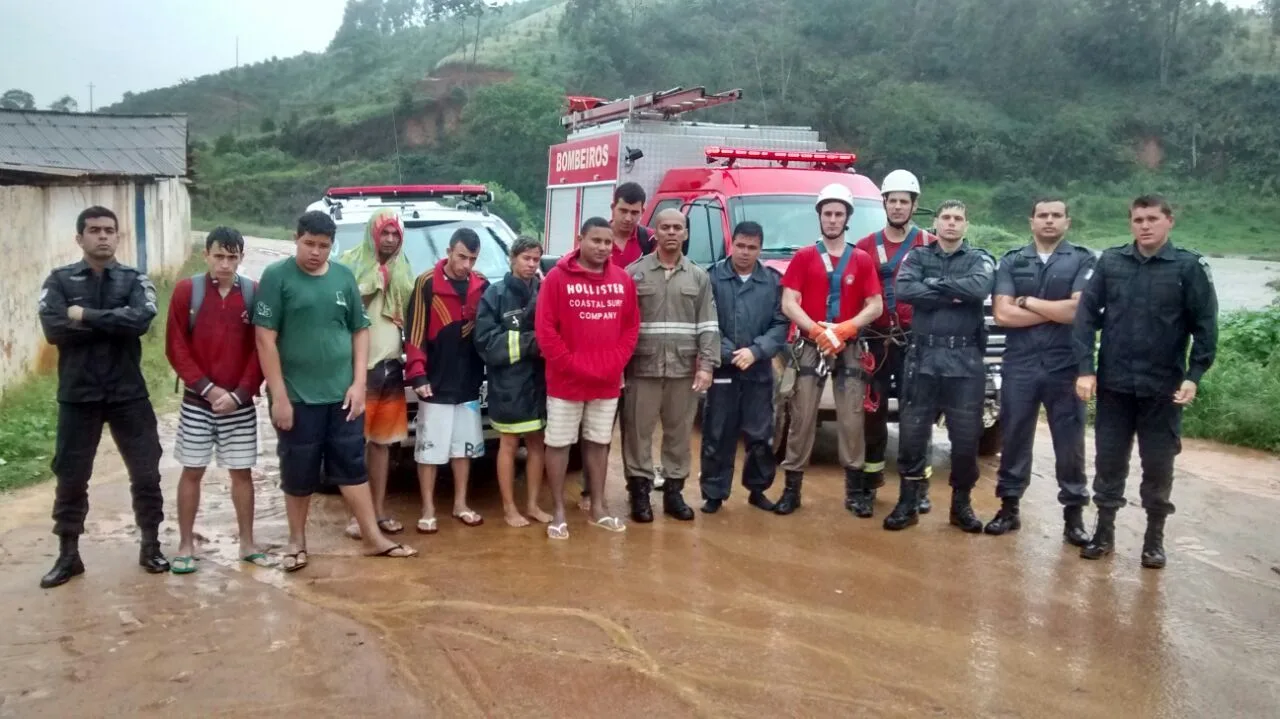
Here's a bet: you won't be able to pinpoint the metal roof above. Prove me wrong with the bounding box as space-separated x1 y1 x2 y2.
0 110 187 178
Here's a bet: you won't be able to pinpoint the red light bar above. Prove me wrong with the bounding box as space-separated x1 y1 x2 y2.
704 147 857 166
325 184 490 199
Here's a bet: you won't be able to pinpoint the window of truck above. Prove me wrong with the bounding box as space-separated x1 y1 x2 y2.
399 220 514 279
729 195 888 254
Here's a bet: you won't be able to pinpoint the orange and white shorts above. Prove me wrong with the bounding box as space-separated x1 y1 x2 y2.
364 359 409 446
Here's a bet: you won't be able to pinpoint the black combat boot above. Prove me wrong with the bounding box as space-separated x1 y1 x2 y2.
1141 513 1167 569
865 470 884 507
883 479 920 531
917 478 933 514
701 497 723 514
40 534 85 589
843 469 858 512
662 478 695 521
949 488 984 533
139 527 169 574
747 490 776 512
848 469 874 518
984 498 1021 535
1080 508 1116 560
773 471 803 515
627 477 654 523
1062 505 1089 547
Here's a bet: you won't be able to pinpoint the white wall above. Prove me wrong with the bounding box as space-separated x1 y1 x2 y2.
0 179 192 396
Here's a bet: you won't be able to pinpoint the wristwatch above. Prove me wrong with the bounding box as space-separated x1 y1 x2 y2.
1016 296 1028 309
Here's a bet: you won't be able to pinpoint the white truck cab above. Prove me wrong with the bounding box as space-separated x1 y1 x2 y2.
308 184 519 459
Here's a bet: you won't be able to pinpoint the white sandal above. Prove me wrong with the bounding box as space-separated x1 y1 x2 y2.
546 523 569 540
416 517 438 534
589 516 626 533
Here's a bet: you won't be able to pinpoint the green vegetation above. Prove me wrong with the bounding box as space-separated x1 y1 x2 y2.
193 216 294 243
1185 306 1280 452
0 247 206 492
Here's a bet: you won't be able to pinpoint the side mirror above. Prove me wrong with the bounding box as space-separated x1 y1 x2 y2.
540 255 559 276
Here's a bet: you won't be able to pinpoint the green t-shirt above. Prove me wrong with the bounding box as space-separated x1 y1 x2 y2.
252 258 370 404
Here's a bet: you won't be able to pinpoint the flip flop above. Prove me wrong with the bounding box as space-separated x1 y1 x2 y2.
282 550 308 573
344 520 362 540
453 510 484 527
416 517 438 534
170 556 197 574
377 517 404 534
546 523 569 540
589 516 627 533
241 553 273 568
371 543 418 558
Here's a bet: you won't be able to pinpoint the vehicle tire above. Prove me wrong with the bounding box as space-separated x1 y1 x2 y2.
978 421 1002 457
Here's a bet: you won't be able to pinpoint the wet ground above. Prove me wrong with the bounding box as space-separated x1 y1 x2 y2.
1 239 1278 717
1201 256 1279 312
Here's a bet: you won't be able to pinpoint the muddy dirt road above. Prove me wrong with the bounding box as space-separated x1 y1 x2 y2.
2 238 1278 718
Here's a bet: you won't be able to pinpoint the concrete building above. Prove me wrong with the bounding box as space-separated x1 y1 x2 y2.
0 109 192 394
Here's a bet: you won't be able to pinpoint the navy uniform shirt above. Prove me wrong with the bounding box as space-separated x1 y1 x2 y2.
896 241 996 378
1073 241 1218 397
38 260 158 403
994 241 1096 373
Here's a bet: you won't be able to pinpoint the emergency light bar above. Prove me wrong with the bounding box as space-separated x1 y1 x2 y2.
704 147 857 169
325 184 492 201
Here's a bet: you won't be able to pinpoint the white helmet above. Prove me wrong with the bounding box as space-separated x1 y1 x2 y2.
815 183 856 214
881 169 921 197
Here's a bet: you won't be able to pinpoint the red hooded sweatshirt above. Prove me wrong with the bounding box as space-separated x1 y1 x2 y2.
535 249 639 401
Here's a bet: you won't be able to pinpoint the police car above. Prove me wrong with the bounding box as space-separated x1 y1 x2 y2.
308 184 518 464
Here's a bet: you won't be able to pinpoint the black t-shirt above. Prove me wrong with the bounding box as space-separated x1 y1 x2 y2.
449 278 468 300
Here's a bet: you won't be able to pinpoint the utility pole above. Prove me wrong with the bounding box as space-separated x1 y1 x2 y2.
88 83 94 112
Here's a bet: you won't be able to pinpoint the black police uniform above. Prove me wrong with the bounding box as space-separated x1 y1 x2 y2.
1072 240 1217 562
37 260 166 577
886 241 995 531
699 259 790 507
991 242 1096 517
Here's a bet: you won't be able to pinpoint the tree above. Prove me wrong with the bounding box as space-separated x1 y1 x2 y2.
48 95 78 113
260 116 277 133
450 79 566 205
1 88 36 110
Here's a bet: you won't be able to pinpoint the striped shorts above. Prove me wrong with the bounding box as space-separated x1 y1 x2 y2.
173 399 259 470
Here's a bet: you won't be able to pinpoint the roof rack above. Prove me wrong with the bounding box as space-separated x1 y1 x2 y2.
705 146 857 171
562 86 743 130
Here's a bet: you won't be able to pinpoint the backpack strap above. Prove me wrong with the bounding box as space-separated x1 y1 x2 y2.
187 274 206 332
189 273 255 333
238 274 256 316
636 225 655 255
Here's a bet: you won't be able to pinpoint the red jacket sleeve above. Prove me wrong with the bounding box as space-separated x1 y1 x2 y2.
164 279 212 395
534 270 574 374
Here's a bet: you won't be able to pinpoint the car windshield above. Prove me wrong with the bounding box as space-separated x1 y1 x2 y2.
729 195 888 255
335 219 514 278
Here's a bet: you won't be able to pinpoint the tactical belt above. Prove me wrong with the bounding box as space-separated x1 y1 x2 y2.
793 338 871 383
915 334 979 349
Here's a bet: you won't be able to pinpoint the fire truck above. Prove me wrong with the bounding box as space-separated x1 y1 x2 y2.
543 86 1005 455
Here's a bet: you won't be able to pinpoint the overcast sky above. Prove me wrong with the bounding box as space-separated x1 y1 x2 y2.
0 0 1261 111
0 0 348 110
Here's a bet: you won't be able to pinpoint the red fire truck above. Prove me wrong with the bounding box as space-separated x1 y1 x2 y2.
542 86 1004 455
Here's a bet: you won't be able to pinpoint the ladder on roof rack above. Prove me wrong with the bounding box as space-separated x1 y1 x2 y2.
561 86 744 131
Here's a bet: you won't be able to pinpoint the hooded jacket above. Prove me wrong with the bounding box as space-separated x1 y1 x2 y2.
404 260 489 404
534 250 640 401
474 273 545 431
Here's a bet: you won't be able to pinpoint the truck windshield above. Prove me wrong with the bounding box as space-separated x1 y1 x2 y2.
400 220 514 279
336 219 514 279
729 195 888 255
